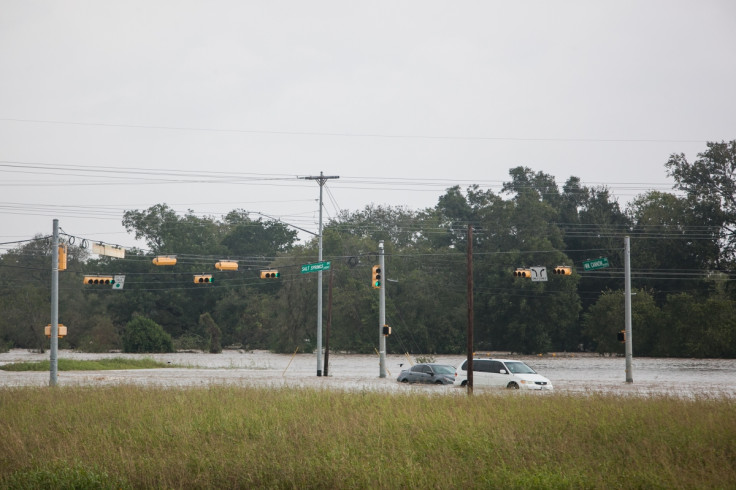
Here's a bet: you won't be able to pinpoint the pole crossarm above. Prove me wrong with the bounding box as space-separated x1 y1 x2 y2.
300 175 340 186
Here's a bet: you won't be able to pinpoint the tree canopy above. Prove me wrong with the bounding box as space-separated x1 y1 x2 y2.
2 141 735 358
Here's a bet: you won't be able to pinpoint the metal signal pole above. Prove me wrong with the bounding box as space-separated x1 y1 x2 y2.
301 172 339 376
379 240 386 378
50 219 59 386
624 235 633 383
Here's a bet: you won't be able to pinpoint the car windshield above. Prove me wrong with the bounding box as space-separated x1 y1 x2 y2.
432 365 455 375
504 361 536 374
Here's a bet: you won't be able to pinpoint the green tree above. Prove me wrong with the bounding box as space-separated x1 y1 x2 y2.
198 312 222 353
221 210 297 256
666 140 736 267
122 204 225 256
559 178 630 310
0 239 47 349
122 316 174 353
627 191 722 303
582 289 662 355
662 293 736 358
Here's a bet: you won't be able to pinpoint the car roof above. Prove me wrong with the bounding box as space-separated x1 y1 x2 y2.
472 358 526 363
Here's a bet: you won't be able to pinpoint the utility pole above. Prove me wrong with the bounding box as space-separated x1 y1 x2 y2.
324 269 333 376
378 240 386 378
624 235 633 383
50 219 59 387
466 225 474 394
301 172 339 376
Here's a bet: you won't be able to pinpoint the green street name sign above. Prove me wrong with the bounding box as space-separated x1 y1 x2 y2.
301 261 331 274
583 257 609 271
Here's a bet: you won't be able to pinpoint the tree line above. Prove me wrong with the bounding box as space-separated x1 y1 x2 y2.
1 141 735 357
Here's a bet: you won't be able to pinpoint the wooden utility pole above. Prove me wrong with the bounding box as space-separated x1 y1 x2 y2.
467 225 474 394
324 269 333 376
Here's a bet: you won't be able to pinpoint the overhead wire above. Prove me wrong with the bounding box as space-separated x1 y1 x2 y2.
0 117 710 144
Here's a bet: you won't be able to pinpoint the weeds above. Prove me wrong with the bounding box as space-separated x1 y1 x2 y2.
0 358 178 371
0 386 733 488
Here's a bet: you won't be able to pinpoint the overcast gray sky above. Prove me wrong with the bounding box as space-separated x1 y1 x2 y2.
2 1 735 251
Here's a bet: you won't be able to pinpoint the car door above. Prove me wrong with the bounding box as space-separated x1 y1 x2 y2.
408 365 430 383
472 360 491 387
418 364 435 383
487 361 507 387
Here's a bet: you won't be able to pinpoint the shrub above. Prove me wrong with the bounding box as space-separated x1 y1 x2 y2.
122 316 174 353
199 313 222 353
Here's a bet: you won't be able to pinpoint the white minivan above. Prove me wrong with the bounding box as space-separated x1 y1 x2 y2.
456 358 553 390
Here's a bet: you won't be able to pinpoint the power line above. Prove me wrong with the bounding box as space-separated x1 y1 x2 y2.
0 117 710 144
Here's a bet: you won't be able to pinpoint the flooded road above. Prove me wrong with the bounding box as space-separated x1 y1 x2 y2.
2 349 735 397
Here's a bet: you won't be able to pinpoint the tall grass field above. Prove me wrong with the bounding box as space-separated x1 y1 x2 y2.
1 386 734 488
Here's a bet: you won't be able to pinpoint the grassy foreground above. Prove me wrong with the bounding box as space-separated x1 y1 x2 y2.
1 386 734 489
0 358 177 371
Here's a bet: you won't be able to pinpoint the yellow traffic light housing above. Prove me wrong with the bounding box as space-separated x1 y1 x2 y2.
194 274 213 284
617 330 626 343
83 276 114 285
58 244 67 271
382 325 391 336
260 270 280 279
45 324 67 338
152 256 177 266
553 266 573 275
216 261 238 271
372 265 382 289
513 268 531 278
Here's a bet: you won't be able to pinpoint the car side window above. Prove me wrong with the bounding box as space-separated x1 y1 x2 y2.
489 361 504 373
411 365 423 373
475 360 490 373
421 365 433 374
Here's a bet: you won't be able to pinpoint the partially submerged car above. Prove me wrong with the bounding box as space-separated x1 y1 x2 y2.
456 358 553 390
397 363 456 385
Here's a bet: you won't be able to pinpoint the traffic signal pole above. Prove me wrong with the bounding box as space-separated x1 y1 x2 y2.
50 219 59 387
624 236 633 383
378 241 387 378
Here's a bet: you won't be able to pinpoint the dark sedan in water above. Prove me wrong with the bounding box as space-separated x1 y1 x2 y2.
397 363 456 385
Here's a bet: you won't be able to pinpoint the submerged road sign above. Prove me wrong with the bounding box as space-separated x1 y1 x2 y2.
583 257 610 271
301 261 331 274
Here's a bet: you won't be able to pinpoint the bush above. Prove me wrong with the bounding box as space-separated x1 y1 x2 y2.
122 316 174 353
173 333 208 352
199 313 222 354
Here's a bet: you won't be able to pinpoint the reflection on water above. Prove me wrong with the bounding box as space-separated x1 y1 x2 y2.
1 349 735 397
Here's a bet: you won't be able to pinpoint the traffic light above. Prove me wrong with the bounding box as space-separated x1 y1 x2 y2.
617 330 626 343
194 274 213 284
553 266 573 275
260 270 280 279
83 276 114 285
45 324 67 338
152 256 177 266
513 268 531 278
58 244 67 271
382 325 391 336
215 261 238 271
372 265 382 289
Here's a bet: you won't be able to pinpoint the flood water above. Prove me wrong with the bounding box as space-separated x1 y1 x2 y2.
2 349 735 397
